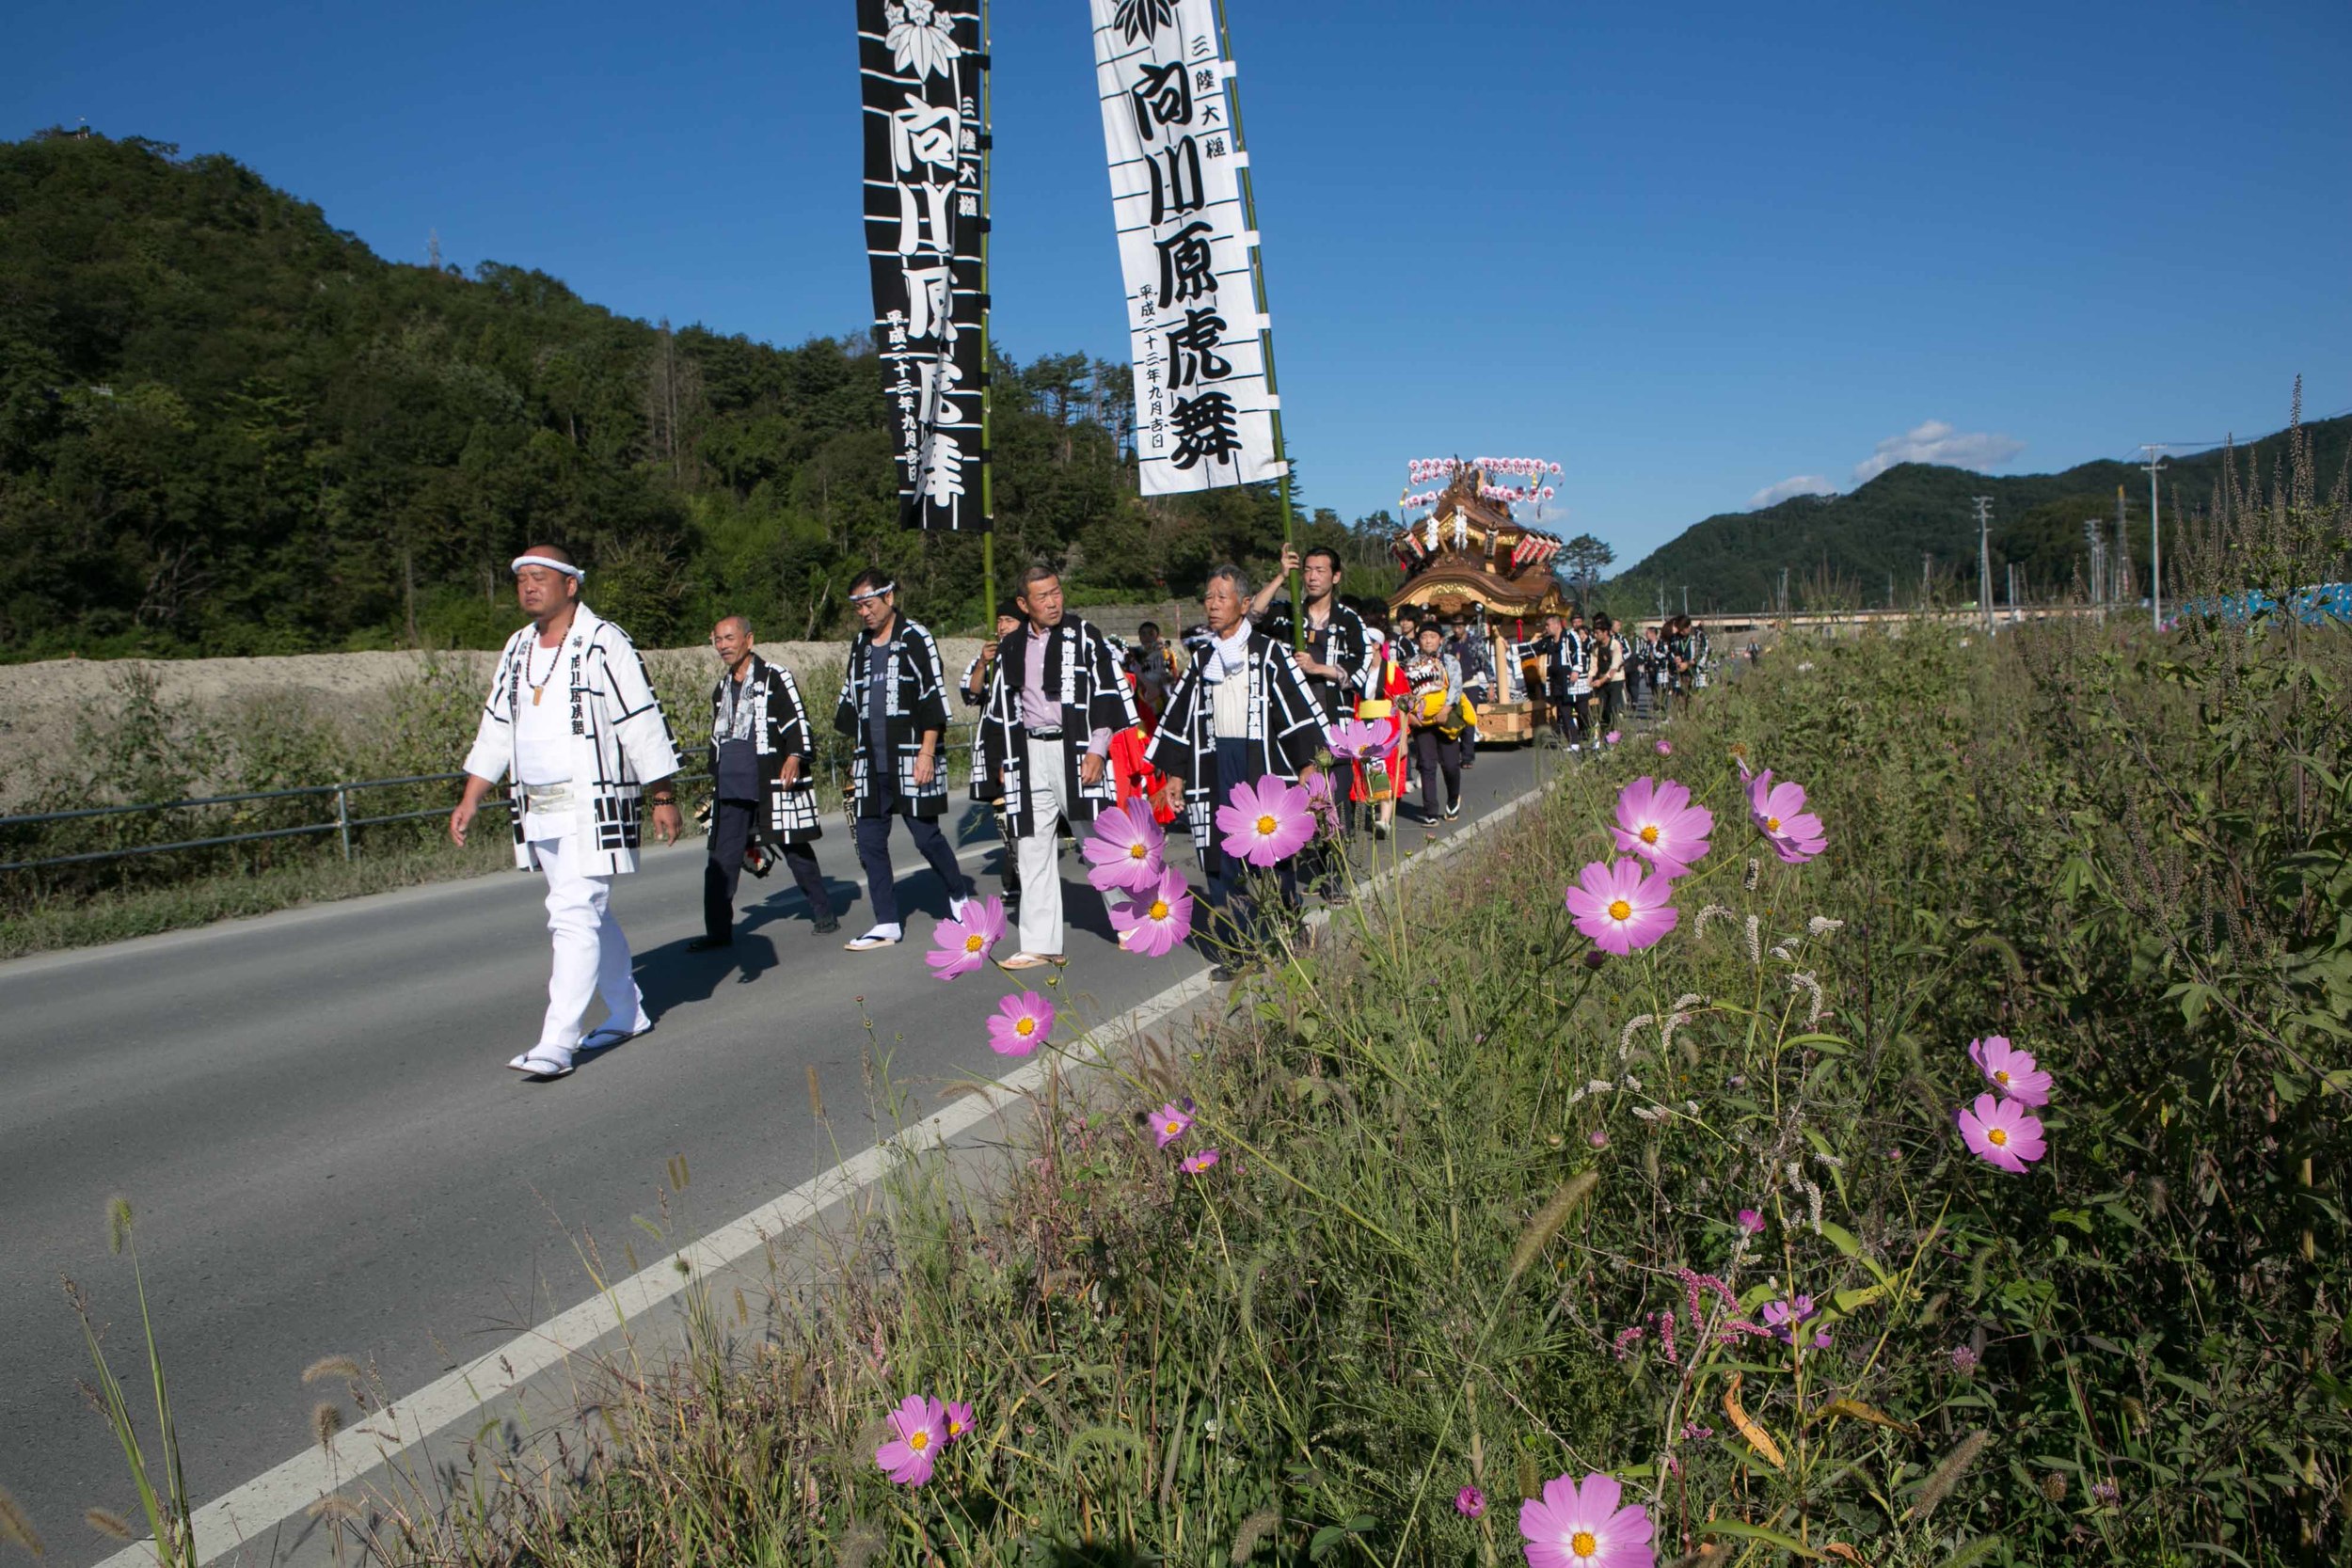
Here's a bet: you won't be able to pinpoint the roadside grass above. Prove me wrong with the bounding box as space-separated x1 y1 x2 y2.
0 835 515 959
0 655 952 960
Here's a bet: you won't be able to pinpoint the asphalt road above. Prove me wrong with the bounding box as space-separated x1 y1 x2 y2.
0 743 1556 1562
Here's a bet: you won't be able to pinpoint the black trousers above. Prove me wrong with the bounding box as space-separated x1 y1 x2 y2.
706 800 832 939
1413 728 1461 817
853 796 973 927
1597 681 1624 733
1553 691 1591 743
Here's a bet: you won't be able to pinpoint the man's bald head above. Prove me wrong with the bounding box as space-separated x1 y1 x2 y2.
710 615 755 673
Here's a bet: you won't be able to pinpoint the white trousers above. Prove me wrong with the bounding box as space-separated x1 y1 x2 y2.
1015 735 1069 957
532 832 642 1053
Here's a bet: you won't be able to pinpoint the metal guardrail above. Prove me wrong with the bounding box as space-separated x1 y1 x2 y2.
0 771 700 874
0 726 982 875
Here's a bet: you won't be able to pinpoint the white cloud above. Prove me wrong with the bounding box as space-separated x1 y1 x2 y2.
1748 473 1839 509
1851 420 2025 484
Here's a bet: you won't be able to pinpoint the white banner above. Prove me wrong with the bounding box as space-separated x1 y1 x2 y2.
1090 0 1286 496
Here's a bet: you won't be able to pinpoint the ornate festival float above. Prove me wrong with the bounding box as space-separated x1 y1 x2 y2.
1387 456 1569 745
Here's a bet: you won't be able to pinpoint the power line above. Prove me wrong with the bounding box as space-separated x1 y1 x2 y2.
2108 404 2352 465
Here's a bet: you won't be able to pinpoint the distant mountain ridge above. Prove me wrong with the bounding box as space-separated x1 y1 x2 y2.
1616 413 2352 612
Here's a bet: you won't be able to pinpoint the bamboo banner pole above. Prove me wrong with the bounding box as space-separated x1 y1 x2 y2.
977 0 997 626
1210 0 1299 647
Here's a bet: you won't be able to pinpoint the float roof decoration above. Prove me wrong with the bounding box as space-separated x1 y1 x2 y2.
1388 459 1568 619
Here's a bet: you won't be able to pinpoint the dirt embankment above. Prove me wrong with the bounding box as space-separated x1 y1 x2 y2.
0 639 990 808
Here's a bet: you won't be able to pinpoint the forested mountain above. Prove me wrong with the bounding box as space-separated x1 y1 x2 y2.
0 129 1380 658
1614 413 2352 614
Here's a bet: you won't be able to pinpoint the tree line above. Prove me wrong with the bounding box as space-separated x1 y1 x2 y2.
0 129 1406 659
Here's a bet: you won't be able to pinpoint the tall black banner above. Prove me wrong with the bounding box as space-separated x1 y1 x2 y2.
858 0 990 532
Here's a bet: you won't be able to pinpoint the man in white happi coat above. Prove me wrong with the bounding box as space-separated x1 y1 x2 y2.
449 546 683 1079
975 563 1136 968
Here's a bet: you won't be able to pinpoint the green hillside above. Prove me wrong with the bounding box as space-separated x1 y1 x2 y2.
1616 415 2352 613
0 129 1372 659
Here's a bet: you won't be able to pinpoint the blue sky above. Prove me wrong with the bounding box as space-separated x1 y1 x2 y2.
13 1 2350 565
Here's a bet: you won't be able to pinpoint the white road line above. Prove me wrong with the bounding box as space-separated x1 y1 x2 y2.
101 773 1551 1566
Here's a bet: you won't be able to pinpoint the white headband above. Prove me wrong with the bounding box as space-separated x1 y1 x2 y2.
512 554 583 579
847 581 897 604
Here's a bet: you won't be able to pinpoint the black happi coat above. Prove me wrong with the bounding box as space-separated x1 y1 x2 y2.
976 618 1140 839
833 618 953 818
1257 599 1373 720
707 655 823 845
1144 631 1328 874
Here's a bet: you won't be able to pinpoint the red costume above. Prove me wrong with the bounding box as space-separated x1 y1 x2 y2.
1352 652 1410 804
1110 671 1176 824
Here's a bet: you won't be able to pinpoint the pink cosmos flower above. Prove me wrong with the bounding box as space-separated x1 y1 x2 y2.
1303 769 1343 837
925 895 1007 980
1655 740 1672 755
942 1400 975 1443
1456 1485 1486 1518
1519 1472 1655 1568
1180 1148 1220 1174
1604 730 1622 745
1611 776 1715 877
1957 1092 2046 1173
1216 775 1315 868
1736 1209 1765 1234
1563 858 1680 956
986 990 1056 1057
874 1394 946 1486
1746 770 1828 863
1084 800 1167 894
1327 716 1398 759
1151 1101 1195 1148
1110 865 1194 957
1969 1035 2052 1106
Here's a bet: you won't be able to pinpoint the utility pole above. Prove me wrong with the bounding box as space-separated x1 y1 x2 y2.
2083 519 2105 612
1681 584 1689 616
1778 565 1789 616
1886 571 1895 612
1973 496 1995 636
2139 445 2168 629
1922 552 1931 608
2111 484 2133 604
2007 561 2019 623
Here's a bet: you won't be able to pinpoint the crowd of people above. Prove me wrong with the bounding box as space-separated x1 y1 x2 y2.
1524 610 1712 745
447 545 1709 1077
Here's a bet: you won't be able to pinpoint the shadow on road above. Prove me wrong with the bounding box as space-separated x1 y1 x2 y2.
634 930 779 1020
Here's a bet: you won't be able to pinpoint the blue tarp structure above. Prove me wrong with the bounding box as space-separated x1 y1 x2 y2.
2177 581 2352 626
